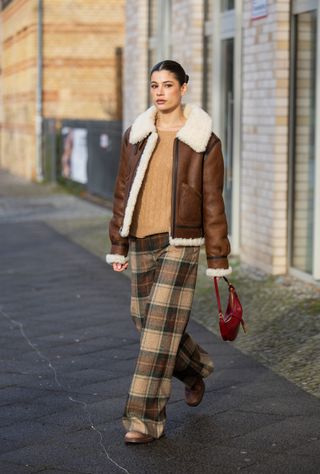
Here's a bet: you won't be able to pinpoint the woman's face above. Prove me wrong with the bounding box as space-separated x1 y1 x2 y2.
150 70 187 112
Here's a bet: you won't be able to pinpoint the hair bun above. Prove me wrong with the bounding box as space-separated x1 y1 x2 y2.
150 60 189 86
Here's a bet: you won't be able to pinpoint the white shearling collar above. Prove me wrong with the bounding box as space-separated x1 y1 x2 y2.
129 103 213 153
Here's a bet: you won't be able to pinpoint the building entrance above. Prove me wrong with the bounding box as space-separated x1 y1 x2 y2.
289 0 320 281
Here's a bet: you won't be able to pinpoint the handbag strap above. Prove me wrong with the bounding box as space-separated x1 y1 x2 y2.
213 276 230 316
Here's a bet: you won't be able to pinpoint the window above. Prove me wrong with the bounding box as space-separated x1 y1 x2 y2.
221 0 235 11
290 8 317 275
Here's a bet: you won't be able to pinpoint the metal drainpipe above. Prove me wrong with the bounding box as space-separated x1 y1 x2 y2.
35 0 43 182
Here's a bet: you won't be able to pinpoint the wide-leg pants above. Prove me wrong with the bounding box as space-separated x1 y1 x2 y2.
122 232 214 438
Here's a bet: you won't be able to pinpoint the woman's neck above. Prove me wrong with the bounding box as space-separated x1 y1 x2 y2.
155 105 186 131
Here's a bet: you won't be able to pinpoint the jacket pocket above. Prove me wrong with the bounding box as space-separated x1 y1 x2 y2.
178 182 202 227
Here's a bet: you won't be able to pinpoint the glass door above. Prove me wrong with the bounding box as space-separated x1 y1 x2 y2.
289 0 320 280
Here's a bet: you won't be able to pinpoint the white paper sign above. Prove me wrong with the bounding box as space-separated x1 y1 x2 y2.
100 133 109 149
70 129 88 184
251 0 268 20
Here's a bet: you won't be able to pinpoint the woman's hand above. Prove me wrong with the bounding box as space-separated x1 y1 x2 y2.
112 262 129 272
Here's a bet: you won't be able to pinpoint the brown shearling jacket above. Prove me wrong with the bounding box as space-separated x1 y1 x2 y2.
106 103 232 278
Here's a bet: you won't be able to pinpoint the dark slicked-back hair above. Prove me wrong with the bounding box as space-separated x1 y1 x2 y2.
150 60 189 86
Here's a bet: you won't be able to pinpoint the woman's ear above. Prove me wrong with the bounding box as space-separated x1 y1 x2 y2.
181 83 188 96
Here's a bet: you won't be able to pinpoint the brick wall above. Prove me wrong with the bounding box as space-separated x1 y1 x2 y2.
43 0 124 121
0 0 125 180
241 0 290 274
0 0 37 179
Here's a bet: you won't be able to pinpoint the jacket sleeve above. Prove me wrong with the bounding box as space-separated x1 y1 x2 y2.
202 136 232 278
106 127 131 265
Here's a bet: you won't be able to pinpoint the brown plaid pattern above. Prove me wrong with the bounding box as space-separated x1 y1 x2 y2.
123 233 214 438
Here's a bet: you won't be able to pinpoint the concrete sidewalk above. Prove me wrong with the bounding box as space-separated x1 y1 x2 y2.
0 170 319 473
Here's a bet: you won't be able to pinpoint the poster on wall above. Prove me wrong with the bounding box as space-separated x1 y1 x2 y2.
61 127 88 184
251 0 268 20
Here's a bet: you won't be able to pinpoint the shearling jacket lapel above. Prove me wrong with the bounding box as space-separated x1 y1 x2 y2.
129 103 213 153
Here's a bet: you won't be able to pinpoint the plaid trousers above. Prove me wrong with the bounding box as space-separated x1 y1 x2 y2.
122 232 214 438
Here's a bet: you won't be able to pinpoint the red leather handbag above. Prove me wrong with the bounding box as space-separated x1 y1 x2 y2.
213 276 247 341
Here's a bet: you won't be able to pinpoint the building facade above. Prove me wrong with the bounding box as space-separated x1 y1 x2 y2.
124 0 320 282
0 0 125 180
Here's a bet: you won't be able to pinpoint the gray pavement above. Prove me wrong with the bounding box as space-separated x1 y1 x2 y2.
0 169 320 473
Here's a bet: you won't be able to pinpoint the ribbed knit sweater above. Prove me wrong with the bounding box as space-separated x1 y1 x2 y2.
130 129 176 238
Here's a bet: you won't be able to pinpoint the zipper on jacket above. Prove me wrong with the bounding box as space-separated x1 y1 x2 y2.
171 138 179 238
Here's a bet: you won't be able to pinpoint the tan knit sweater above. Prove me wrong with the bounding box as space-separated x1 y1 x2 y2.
130 129 176 238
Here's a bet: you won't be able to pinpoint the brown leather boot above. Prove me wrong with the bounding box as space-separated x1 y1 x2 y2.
185 377 205 407
124 431 155 444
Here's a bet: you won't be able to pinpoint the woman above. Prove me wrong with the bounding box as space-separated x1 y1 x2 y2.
106 60 231 444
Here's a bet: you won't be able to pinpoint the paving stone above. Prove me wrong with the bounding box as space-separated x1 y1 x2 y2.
0 373 56 391
215 415 319 455
0 460 41 473
35 405 91 431
0 393 76 428
0 420 71 445
244 450 319 474
40 397 124 431
35 469 90 474
0 437 28 456
0 387 47 407
0 429 125 474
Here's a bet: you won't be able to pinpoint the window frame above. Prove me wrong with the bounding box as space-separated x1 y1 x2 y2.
288 0 320 281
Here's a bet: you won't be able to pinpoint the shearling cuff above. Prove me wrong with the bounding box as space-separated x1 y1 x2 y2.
106 254 129 265
206 267 232 279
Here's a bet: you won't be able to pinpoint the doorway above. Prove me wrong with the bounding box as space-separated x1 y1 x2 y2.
289 0 320 281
